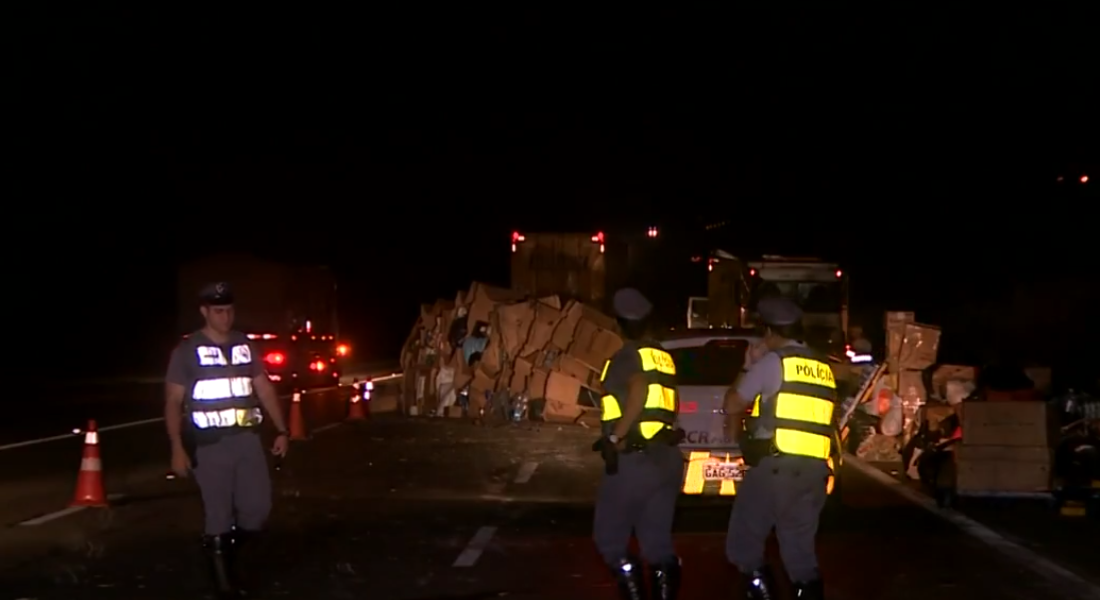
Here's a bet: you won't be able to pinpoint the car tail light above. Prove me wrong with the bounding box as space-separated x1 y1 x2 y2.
264 352 285 365
336 344 349 356
310 360 326 371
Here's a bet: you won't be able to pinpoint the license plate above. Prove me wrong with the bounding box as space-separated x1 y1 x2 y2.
704 463 742 481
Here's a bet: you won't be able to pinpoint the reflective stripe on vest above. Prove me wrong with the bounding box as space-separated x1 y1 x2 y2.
747 346 837 460
185 335 260 422
191 407 263 429
192 376 254 401
600 344 678 441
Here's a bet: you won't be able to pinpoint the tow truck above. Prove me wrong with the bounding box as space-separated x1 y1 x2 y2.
690 252 850 354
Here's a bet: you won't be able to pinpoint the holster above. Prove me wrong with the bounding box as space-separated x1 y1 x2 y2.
740 438 773 468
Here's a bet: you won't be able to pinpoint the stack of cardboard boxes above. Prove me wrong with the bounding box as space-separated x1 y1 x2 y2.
400 282 625 424
855 311 942 461
955 401 1054 496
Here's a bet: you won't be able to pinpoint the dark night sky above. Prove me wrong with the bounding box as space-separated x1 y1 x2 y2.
10 7 1098 382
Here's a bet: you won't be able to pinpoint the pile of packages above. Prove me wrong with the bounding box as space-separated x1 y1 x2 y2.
399 282 624 424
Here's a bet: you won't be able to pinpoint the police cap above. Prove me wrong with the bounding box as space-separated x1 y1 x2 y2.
199 282 235 306
612 288 653 321
757 296 802 327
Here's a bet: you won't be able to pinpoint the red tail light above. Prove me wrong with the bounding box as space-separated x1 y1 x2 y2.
336 344 349 356
264 352 285 365
310 360 326 371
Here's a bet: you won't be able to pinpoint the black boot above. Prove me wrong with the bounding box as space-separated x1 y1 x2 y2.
202 534 237 598
226 527 253 596
743 566 777 600
612 557 646 600
793 578 824 599
649 557 681 600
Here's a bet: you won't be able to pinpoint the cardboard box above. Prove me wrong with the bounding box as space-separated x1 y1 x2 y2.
555 353 601 389
959 401 1053 447
897 323 940 370
931 364 979 398
569 319 624 371
545 370 582 405
543 398 584 423
521 302 563 358
496 301 536 359
527 368 550 399
956 445 1052 493
466 281 524 333
510 357 533 395
885 311 915 366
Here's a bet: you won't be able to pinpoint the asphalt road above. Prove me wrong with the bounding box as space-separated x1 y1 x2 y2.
1 411 1098 600
3 361 399 446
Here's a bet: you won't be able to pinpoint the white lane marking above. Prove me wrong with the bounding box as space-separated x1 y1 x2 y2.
312 422 342 434
514 461 538 483
452 526 497 567
0 374 403 452
845 454 1100 599
19 494 125 526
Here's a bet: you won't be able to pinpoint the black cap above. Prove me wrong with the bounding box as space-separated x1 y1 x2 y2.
199 282 234 306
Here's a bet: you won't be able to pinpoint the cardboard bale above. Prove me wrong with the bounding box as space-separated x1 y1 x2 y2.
553 301 617 350
959 401 1053 447
466 281 525 333
956 445 1052 493
539 295 562 310
1023 367 1052 394
931 364 979 399
569 319 624 371
527 368 550 399
479 319 506 376
521 302 563 358
469 367 496 411
545 370 582 406
496 301 536 359
544 399 584 423
510 357 533 395
884 311 915 368
555 353 601 389
897 323 940 370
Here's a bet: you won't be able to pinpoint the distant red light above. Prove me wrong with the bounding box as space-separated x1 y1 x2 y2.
1082 175 1089 184
264 352 285 365
835 269 843 278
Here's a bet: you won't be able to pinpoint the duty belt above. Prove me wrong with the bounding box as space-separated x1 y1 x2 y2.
190 407 263 429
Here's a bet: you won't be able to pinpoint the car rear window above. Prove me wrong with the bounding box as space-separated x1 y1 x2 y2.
669 339 750 386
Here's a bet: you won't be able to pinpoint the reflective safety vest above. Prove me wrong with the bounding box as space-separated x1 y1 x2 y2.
186 334 263 431
746 345 837 461
599 342 678 443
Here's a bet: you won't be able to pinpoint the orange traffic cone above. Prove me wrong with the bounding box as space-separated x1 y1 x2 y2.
71 419 108 507
347 380 366 420
289 391 308 440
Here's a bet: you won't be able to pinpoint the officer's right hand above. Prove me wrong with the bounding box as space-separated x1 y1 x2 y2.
171 448 192 477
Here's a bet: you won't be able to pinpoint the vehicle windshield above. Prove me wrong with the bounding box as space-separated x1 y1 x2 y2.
668 339 750 386
749 279 843 313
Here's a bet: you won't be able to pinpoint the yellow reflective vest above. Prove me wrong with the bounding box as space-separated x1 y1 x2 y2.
747 345 837 461
599 342 678 444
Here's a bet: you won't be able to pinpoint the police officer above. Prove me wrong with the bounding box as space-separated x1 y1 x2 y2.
164 282 290 598
592 288 685 600
723 296 836 600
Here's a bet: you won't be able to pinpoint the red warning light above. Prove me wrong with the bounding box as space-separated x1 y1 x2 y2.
749 268 756 276
591 231 605 243
835 270 843 278
512 231 526 242
264 352 285 365
1082 175 1089 184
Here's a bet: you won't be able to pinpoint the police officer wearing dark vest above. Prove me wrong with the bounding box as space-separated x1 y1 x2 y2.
722 297 837 599
164 282 290 598
592 288 685 600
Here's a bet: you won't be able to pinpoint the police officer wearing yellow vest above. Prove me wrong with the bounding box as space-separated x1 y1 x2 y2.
165 282 290 598
592 288 685 600
723 297 836 600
